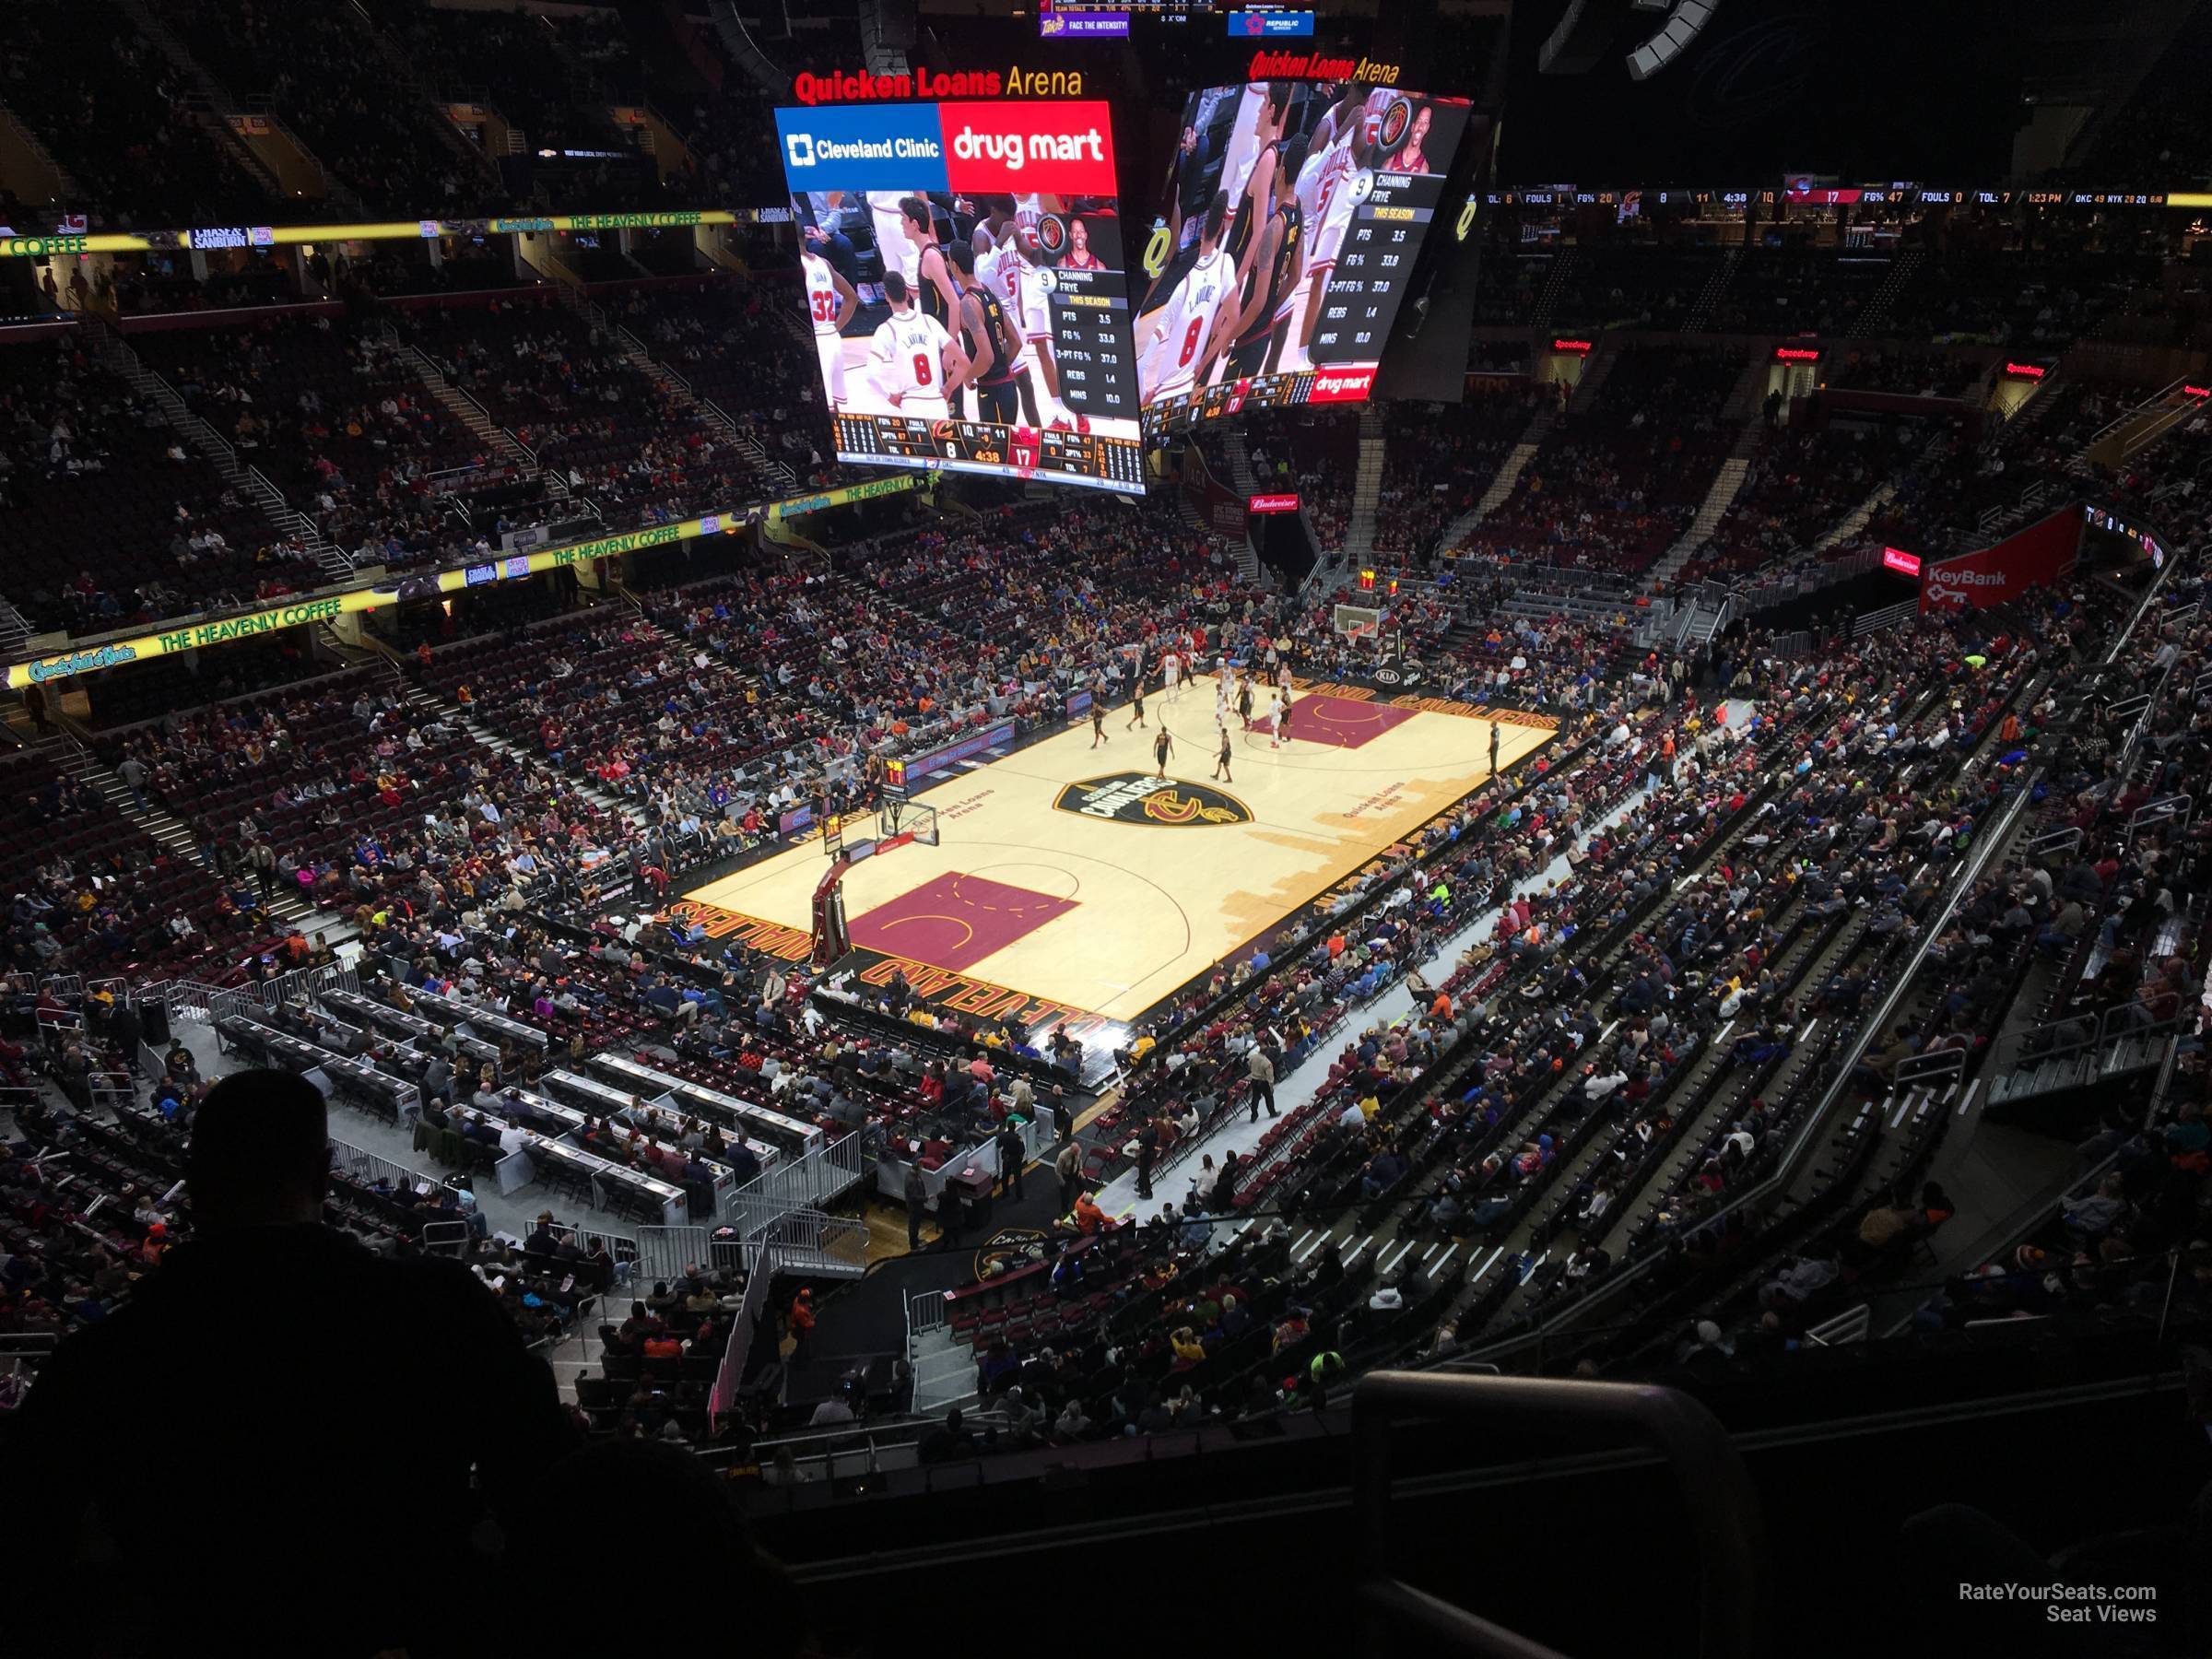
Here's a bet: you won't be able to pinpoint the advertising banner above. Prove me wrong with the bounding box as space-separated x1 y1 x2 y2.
0 210 767 260
1180 446 1248 537
900 723 1018 783
1918 507 2082 616
7 474 922 689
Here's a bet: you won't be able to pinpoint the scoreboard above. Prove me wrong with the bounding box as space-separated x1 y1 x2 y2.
775 100 1146 493
1043 262 1140 420
833 411 1148 489
1309 162 1449 365
1135 81 1472 429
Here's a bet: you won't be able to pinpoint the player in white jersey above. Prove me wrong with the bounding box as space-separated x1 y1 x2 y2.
865 271 970 419
986 224 1079 430
1273 83 1369 366
1268 688 1286 749
1291 124 1374 367
1163 649 1182 702
1143 191 1235 406
801 249 858 408
866 190 922 292
1012 194 1045 255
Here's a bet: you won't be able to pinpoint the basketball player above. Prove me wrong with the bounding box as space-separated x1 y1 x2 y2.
1236 675 1255 731
1277 84 1369 370
1214 672 1230 730
1222 132 1309 382
1163 647 1182 702
1277 688 1295 747
1268 686 1288 749
1152 725 1174 780
1213 723 1234 783
1224 82 1295 280
971 194 1015 257
948 241 1023 425
1126 675 1147 731
865 272 970 418
1062 215 1105 270
1144 191 1236 409
801 244 858 410
990 222 1077 431
1090 700 1109 747
901 195 959 332
1298 121 1379 362
1393 100 1436 173
1309 78 1372 162
867 190 921 294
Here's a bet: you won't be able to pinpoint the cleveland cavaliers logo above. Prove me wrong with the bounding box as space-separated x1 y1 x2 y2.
1053 773 1253 828
1377 96 1415 152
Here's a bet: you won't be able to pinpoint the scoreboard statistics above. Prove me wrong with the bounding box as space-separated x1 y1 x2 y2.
1135 80 1471 431
775 100 1145 491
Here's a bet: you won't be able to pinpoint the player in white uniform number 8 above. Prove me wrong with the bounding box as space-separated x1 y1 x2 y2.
865 271 969 419
1145 192 1234 406
801 249 858 408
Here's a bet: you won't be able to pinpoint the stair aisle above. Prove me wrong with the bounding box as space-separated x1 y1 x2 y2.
59 727 355 945
1344 404 1387 559
908 1324 979 1416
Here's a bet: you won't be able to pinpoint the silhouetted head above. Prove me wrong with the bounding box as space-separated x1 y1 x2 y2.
186 1068 329 1233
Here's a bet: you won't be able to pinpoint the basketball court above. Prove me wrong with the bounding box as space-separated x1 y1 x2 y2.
670 684 1555 1042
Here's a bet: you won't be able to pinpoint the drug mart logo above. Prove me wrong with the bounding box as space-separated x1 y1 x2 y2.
1053 772 1253 828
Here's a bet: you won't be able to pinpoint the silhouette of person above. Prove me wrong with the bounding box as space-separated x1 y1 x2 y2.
9 1069 574 1657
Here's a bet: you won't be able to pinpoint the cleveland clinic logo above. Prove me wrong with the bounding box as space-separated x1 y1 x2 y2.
785 133 815 168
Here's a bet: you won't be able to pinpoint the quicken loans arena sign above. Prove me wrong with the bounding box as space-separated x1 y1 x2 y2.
790 66 1088 105
6 475 921 688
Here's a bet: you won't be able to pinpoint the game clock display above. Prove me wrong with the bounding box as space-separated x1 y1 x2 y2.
776 100 1146 493
1135 79 1471 431
835 411 1147 488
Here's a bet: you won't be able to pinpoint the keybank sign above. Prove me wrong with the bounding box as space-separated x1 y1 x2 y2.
775 106 947 191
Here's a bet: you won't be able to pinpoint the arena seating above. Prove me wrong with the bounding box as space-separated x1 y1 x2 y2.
1 0 274 229
3 101 2207 1583
1677 423 1898 582
0 334 278 633
1460 343 1744 575
1371 388 1544 559
154 0 487 214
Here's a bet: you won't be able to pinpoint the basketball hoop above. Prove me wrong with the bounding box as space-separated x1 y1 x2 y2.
809 803 940 968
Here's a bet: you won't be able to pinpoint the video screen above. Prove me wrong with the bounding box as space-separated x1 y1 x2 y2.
775 100 1145 491
1135 80 1472 430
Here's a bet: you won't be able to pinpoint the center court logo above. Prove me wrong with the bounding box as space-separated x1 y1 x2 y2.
1053 773 1253 828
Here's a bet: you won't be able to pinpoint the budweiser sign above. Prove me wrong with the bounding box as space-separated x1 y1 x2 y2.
1248 492 1300 513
